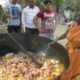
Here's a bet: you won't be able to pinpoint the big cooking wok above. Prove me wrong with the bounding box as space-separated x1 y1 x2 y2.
0 33 69 69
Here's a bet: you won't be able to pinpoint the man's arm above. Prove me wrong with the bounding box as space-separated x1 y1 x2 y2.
3 8 10 18
33 16 39 29
48 30 68 45
19 5 22 26
21 10 26 32
3 7 17 19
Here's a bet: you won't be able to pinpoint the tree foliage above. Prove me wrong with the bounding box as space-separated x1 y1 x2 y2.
36 0 65 12
54 0 65 13
64 0 80 10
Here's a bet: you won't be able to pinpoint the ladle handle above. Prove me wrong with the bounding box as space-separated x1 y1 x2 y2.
71 73 80 79
7 33 42 67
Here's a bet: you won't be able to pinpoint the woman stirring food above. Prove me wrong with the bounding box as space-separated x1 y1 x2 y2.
49 12 80 80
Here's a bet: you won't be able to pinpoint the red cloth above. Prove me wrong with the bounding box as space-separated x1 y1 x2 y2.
37 9 55 21
37 9 56 33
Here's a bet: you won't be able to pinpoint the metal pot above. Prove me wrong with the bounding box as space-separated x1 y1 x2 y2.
0 33 69 69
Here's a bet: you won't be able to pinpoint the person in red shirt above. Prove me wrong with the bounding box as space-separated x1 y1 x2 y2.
33 0 56 40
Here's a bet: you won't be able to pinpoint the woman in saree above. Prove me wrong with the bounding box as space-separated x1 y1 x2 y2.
49 14 80 80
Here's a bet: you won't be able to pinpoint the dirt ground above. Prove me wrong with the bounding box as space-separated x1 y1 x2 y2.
55 24 68 47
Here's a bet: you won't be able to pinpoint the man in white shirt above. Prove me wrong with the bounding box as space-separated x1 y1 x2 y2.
64 7 72 23
22 0 40 35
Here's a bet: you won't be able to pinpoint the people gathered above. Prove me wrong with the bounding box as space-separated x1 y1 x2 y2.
3 0 57 40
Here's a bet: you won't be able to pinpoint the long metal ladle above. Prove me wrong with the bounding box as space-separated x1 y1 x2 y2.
1 29 42 67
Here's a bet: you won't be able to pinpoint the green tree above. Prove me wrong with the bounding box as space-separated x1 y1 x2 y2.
54 0 65 13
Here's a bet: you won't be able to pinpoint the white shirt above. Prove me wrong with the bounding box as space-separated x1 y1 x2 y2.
22 6 40 29
64 9 71 19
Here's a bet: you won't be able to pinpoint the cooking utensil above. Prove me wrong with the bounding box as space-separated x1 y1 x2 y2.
0 33 69 69
7 33 42 67
0 33 70 79
39 37 60 57
0 29 42 67
38 45 50 57
71 73 80 79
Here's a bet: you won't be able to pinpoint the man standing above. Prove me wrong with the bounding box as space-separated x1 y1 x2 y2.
34 0 56 40
64 6 72 23
4 0 22 33
22 0 40 35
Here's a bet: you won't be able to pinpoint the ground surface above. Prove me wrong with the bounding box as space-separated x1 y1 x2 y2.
55 24 68 47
